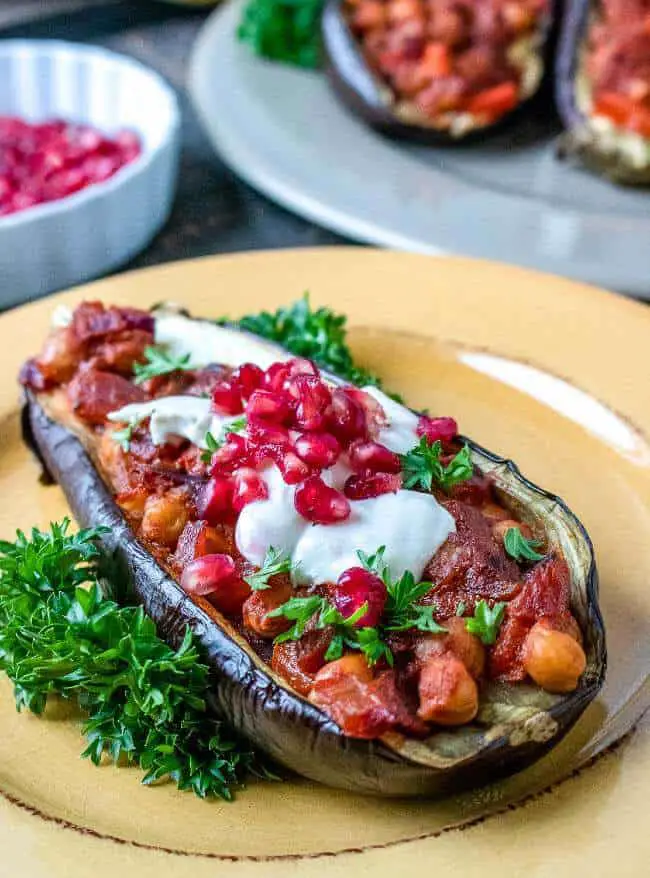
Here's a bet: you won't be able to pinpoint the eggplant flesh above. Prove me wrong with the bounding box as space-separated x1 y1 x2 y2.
21 320 606 797
556 0 650 185
322 0 553 144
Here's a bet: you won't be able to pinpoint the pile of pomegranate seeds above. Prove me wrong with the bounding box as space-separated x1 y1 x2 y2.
199 356 457 528
0 116 141 217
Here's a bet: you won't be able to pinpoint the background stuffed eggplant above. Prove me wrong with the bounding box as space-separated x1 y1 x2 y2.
21 318 606 797
322 0 556 143
556 0 650 185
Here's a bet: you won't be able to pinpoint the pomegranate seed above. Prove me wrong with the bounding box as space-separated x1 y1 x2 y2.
246 389 292 423
288 376 332 431
0 174 14 202
232 467 268 512
274 450 312 485
294 431 340 468
348 439 401 473
115 129 141 162
344 472 401 500
417 415 458 444
210 433 250 475
197 476 234 523
333 567 387 628
263 362 291 393
295 476 351 524
327 389 368 442
83 155 121 183
287 357 319 379
181 554 250 615
0 117 141 219
211 380 243 415
246 419 291 464
231 362 263 402
345 389 388 436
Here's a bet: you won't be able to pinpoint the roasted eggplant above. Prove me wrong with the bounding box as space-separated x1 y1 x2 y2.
556 0 650 184
20 304 606 797
322 0 555 142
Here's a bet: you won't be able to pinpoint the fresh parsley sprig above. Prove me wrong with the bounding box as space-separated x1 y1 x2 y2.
269 595 392 667
358 547 446 635
465 600 507 646
400 439 473 493
270 549 445 667
222 293 386 391
133 345 192 384
0 520 270 800
238 0 324 70
244 546 299 591
503 527 545 563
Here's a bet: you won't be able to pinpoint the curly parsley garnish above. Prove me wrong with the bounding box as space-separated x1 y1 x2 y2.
133 345 192 384
359 547 446 635
238 0 324 70
400 439 473 493
503 527 545 563
465 600 507 645
244 546 299 591
270 548 444 667
201 416 248 464
269 595 392 666
0 520 271 799
222 293 388 391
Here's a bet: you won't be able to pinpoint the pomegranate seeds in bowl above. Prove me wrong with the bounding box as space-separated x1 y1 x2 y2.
0 117 142 217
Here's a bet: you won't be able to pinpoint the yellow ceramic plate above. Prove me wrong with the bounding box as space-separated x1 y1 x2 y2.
0 249 648 877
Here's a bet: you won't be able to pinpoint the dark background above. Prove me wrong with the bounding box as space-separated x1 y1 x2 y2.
1 0 350 279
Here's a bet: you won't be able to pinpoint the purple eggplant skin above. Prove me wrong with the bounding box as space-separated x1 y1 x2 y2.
21 390 605 797
322 0 556 145
555 0 650 185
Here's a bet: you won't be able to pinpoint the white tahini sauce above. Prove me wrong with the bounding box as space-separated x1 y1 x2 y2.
235 465 307 568
292 491 455 586
154 312 286 371
107 396 238 449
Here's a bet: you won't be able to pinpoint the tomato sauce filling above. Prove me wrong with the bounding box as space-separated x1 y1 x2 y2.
21 302 587 741
585 0 650 137
344 0 549 129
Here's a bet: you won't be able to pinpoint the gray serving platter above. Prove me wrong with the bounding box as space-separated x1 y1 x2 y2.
189 0 650 298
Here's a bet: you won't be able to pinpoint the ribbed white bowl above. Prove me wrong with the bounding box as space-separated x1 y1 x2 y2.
0 40 181 308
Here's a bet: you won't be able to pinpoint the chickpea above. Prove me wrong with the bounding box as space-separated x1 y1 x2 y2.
492 519 534 542
116 488 147 521
523 622 587 693
417 654 479 725
481 502 511 522
416 617 486 679
242 578 292 639
140 489 190 548
352 0 386 29
443 617 486 679
311 654 373 689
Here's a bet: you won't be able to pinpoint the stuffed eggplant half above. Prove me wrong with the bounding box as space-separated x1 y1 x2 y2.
557 0 650 184
322 0 553 141
20 302 605 796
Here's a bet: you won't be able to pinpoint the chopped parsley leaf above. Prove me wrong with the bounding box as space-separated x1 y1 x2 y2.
133 345 192 384
503 527 545 563
244 546 299 591
465 600 507 646
400 439 473 493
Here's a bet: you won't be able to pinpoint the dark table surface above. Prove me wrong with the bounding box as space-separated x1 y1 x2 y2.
0 0 350 286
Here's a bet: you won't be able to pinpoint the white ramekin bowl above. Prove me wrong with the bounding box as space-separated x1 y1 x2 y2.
0 40 181 309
